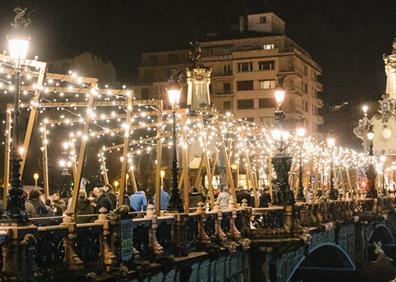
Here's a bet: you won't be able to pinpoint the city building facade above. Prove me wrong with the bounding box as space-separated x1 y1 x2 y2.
137 12 323 135
48 51 117 85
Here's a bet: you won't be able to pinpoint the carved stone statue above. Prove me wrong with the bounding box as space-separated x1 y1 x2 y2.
189 41 202 67
11 7 32 28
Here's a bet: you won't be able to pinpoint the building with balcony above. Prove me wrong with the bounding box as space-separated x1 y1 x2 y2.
137 12 323 135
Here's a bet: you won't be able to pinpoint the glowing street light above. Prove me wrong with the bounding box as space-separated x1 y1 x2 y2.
166 76 183 212
5 7 32 222
33 173 39 189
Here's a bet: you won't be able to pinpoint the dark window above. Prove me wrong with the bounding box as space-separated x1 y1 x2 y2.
143 70 154 81
258 98 275 108
224 101 232 110
223 65 232 75
303 83 308 93
260 16 267 24
237 99 254 109
148 55 158 64
258 60 275 71
141 88 150 99
237 62 253 72
223 83 232 94
237 80 253 91
246 117 255 122
168 53 178 63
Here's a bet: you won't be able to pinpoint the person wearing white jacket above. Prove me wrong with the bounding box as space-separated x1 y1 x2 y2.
216 186 232 211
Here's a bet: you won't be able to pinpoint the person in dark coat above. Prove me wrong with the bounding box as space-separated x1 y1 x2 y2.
236 186 251 206
76 191 94 223
29 189 49 216
92 187 112 213
189 187 204 208
103 184 116 210
259 188 272 207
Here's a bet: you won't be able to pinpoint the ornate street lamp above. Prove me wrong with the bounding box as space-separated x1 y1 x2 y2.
296 127 306 201
365 126 378 198
5 8 31 223
167 78 183 212
327 136 338 200
271 75 294 205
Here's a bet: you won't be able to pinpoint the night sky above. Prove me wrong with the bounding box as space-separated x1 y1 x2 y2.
0 0 395 113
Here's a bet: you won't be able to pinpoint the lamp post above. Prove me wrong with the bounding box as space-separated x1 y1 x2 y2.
271 75 294 205
5 9 31 223
327 136 338 200
380 155 387 197
160 170 165 189
167 79 183 212
113 180 119 193
365 127 378 198
33 173 39 189
296 127 306 201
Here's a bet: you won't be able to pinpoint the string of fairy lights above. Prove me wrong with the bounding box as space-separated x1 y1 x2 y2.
0 54 382 190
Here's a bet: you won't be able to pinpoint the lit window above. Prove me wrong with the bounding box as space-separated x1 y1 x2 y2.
263 44 275 50
259 80 276 89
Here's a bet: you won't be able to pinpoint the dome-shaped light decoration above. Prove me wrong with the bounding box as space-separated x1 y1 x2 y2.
382 127 392 140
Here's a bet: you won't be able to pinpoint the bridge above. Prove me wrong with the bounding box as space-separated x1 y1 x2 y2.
0 197 395 281
1 31 395 282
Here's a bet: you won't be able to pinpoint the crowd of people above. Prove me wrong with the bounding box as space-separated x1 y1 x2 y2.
20 181 271 219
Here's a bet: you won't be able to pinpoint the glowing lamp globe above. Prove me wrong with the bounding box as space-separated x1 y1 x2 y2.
271 129 281 141
274 87 285 109
166 87 181 106
327 137 335 147
7 34 30 61
296 127 306 137
367 131 374 141
33 173 39 181
362 105 368 114
382 127 392 140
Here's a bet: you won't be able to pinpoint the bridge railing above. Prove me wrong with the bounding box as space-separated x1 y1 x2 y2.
1 197 396 280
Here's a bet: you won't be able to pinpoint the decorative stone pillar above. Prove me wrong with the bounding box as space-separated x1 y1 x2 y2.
0 223 38 280
213 203 227 241
173 213 189 257
61 209 83 270
145 204 163 256
196 202 210 245
228 200 241 239
94 207 115 271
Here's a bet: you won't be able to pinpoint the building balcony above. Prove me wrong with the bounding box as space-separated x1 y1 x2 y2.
279 66 304 77
315 115 324 124
212 91 234 96
315 98 324 108
315 81 323 92
212 72 233 78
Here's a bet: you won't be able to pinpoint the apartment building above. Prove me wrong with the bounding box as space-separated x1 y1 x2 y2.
137 12 323 134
